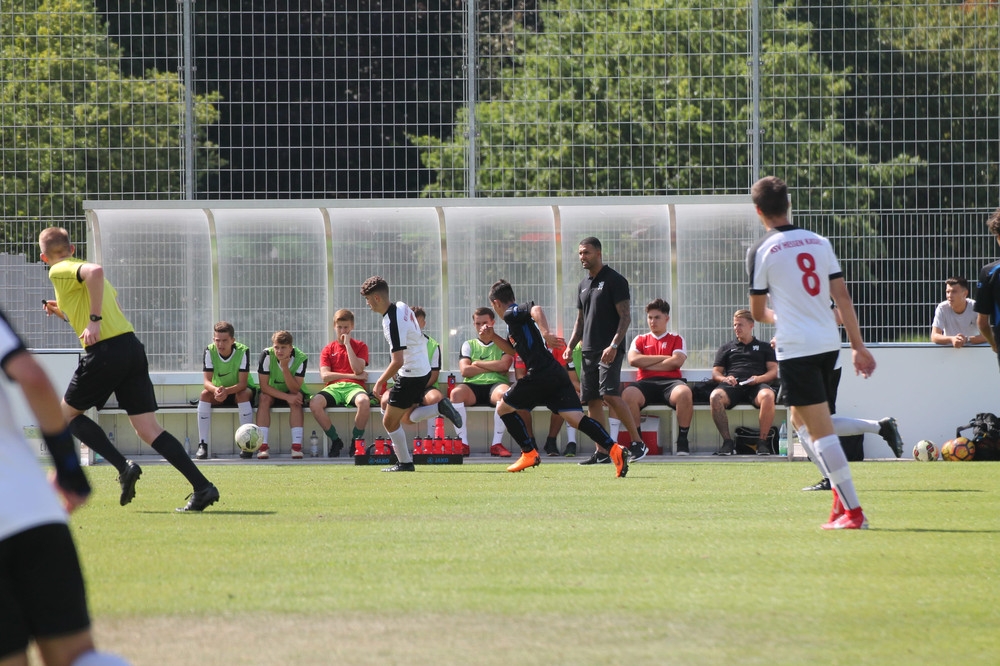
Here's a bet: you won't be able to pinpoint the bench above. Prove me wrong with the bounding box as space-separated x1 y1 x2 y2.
94 369 788 459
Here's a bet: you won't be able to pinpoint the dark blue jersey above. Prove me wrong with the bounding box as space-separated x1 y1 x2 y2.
503 302 559 374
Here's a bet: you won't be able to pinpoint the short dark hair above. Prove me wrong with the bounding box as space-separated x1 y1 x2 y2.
945 276 970 291
360 275 389 297
988 209 1000 238
751 176 790 218
412 306 426 320
489 279 515 305
473 306 495 321
646 298 670 316
213 321 235 337
579 236 602 251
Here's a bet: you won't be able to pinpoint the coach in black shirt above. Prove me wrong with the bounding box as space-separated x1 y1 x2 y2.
565 236 647 464
709 309 778 456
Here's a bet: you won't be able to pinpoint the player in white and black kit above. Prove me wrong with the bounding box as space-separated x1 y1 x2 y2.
746 176 877 530
361 276 462 472
0 310 130 666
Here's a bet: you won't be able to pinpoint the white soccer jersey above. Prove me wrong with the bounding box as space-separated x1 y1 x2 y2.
382 302 431 377
747 225 842 360
0 314 67 540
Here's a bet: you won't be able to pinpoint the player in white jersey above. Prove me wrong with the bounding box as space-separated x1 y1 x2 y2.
361 276 462 471
746 176 877 530
0 310 130 666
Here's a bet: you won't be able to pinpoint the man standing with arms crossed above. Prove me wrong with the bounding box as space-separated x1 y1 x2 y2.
564 237 647 465
39 227 219 511
747 177 876 530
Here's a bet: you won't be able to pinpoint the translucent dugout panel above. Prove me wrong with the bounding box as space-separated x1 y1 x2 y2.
326 206 443 370
211 208 328 365
443 206 557 368
674 202 765 368
90 209 213 371
558 204 672 350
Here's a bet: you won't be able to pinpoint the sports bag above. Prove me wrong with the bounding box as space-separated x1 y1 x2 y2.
956 413 1000 461
733 426 779 455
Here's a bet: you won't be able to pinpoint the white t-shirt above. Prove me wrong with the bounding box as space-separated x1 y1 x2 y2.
932 299 979 338
0 314 67 540
747 225 843 361
381 302 431 377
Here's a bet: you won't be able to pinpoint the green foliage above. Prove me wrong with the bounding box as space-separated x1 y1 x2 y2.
0 0 221 240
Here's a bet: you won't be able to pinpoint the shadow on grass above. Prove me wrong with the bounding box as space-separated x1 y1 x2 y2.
138 510 278 516
874 527 1000 533
870 488 985 493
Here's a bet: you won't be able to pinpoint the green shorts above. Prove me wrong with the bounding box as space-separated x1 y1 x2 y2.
316 381 368 407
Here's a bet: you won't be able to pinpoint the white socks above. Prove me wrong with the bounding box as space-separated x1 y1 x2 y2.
387 426 411 463
492 409 506 445
608 417 621 442
814 434 861 510
197 400 212 442
831 416 878 437
453 402 469 444
238 400 253 425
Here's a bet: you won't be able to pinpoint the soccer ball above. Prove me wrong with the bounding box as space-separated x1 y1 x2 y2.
235 423 263 453
912 439 938 461
941 436 975 461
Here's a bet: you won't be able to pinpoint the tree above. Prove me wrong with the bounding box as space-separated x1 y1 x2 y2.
0 0 221 247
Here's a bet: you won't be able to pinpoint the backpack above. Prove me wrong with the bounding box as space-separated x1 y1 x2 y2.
955 413 1000 461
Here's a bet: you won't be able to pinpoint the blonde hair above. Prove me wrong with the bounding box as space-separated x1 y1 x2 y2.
39 227 72 258
334 309 355 324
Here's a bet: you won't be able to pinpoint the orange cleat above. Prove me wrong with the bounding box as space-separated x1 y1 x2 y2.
507 449 541 472
609 444 629 478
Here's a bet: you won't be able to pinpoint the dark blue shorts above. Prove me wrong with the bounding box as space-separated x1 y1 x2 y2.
504 367 584 414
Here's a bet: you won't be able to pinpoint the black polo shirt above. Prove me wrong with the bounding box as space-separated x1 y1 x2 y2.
713 336 776 381
576 264 630 352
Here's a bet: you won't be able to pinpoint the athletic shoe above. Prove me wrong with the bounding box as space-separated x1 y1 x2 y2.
507 449 541 472
756 439 773 456
257 443 270 460
195 442 208 460
609 444 629 478
328 438 344 458
437 398 463 428
562 441 577 457
118 460 142 506
490 443 512 457
177 483 220 512
802 478 831 492
543 438 561 456
382 462 415 472
822 507 868 530
578 451 610 465
713 439 735 456
878 417 904 458
239 450 253 459
675 440 690 456
291 443 304 459
629 441 648 462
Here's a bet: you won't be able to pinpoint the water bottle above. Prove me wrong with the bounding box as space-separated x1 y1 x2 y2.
310 430 319 457
183 435 190 454
447 373 456 397
778 422 788 457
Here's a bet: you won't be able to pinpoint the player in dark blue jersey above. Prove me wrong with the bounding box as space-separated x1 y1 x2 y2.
484 280 630 477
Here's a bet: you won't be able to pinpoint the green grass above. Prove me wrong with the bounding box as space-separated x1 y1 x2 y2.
72 460 1000 665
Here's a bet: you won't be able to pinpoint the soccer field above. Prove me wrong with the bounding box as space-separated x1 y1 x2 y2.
64 459 1000 665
